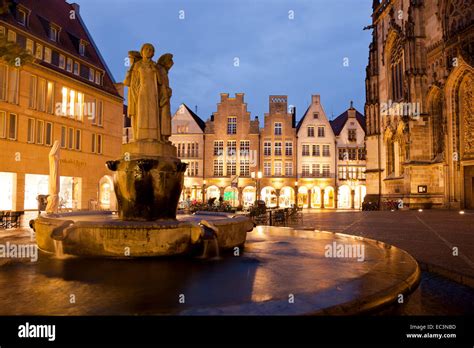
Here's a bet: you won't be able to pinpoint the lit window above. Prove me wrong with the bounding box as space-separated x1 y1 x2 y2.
26 39 34 54
274 162 282 176
61 87 68 116
35 44 43 60
44 47 52 63
77 93 84 121
264 162 271 176
69 89 76 117
59 54 65 69
46 81 54 114
0 64 6 101
7 30 16 42
285 162 293 176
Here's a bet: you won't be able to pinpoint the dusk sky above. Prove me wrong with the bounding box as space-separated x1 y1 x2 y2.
78 0 373 123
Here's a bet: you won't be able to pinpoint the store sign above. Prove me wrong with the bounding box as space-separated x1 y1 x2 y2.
418 185 427 193
60 158 87 169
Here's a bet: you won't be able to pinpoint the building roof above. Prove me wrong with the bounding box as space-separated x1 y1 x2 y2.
296 105 310 132
183 103 206 131
330 108 366 135
0 0 120 97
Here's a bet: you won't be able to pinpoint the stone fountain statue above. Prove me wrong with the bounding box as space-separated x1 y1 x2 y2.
106 43 187 221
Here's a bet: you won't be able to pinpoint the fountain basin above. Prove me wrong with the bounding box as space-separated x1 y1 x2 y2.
33 211 254 257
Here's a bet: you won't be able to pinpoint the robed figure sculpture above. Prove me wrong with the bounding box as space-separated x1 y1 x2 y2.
124 43 173 143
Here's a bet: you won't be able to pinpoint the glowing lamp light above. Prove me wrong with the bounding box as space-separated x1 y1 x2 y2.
459 210 465 215
418 209 423 212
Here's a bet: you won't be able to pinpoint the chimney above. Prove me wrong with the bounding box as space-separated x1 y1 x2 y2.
348 101 356 118
291 106 296 128
312 95 320 105
210 114 214 122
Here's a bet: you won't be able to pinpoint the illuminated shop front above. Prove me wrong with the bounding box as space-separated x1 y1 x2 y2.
0 172 15 210
279 186 295 208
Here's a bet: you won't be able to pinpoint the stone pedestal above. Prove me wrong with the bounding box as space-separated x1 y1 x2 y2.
106 141 187 221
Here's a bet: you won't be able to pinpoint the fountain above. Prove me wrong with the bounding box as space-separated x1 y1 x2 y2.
32 43 254 258
22 43 421 315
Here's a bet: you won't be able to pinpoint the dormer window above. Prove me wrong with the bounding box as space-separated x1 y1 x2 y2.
49 26 57 41
95 71 101 85
79 41 86 56
17 8 27 26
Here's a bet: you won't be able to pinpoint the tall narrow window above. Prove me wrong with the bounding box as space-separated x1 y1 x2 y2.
36 120 44 144
77 93 84 121
97 134 102 154
26 39 34 54
0 64 7 101
79 42 86 56
96 100 103 125
7 67 19 104
66 58 73 72
75 129 81 150
274 142 282 156
69 89 76 117
46 81 54 114
35 44 43 60
91 133 96 153
59 54 65 69
68 127 74 149
37 78 46 112
285 141 293 156
73 62 79 75
89 68 94 82
227 117 237 134
318 126 325 137
27 118 35 143
45 122 53 146
44 47 52 63
28 74 37 109
274 162 282 176
7 30 16 42
60 126 66 148
264 141 271 156
274 122 282 135
0 111 6 138
8 113 17 140
285 162 293 176
307 126 314 137
61 87 68 116
49 26 58 42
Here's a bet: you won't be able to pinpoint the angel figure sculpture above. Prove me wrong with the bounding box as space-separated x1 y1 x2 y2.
124 43 162 141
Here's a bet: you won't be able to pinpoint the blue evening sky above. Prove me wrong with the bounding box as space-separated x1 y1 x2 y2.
77 0 373 123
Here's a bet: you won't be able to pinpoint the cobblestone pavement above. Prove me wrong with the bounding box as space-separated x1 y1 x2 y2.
287 209 474 287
